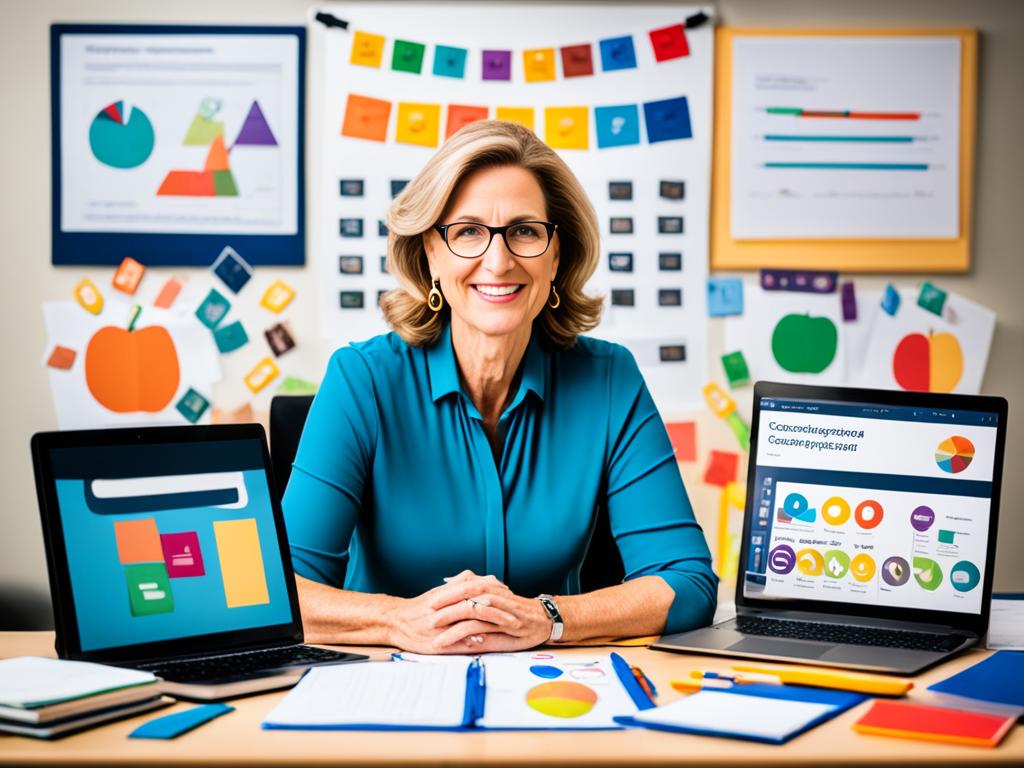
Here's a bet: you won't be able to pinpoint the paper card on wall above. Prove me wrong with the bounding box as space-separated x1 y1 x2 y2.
644 96 693 142
707 277 744 317
721 350 750 388
74 278 104 315
665 421 697 462
391 39 426 74
154 277 183 309
703 450 740 488
433 45 467 78
840 281 857 321
649 24 689 62
395 103 441 148
495 107 534 131
196 289 230 330
544 107 588 150
260 279 295 313
341 94 392 142
350 31 385 68
175 387 211 423
481 50 511 80
446 105 489 140
882 283 901 316
599 35 637 71
46 345 77 370
855 288 995 395
244 357 280 394
211 246 253 294
560 44 594 77
264 322 296 357
277 376 317 395
523 48 556 82
112 257 145 295
213 320 249 353
594 105 640 148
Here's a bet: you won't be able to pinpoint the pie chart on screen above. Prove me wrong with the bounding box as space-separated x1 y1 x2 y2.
89 101 155 169
935 436 974 474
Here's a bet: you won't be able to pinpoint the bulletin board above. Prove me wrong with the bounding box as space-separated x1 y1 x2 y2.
710 28 977 273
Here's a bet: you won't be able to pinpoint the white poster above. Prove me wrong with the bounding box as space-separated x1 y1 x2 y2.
311 3 713 412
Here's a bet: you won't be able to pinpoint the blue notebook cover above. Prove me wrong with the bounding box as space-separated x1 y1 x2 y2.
928 651 1024 709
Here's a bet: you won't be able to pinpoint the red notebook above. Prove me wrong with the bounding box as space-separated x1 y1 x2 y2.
853 699 1016 748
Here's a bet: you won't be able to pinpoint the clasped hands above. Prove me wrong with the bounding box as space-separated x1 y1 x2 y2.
386 570 555 654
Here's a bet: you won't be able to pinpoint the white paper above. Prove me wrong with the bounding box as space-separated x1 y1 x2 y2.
730 37 961 239
632 689 833 740
987 599 1024 651
0 657 156 708
311 3 713 412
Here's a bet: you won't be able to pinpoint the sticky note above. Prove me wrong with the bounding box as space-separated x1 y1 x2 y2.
211 246 252 294
112 257 145 295
560 44 594 77
130 703 233 740
665 421 697 462
161 531 205 578
213 519 270 608
594 105 640 148
125 563 174 617
882 283 901 316
599 35 637 71
841 281 857 321
244 357 279 394
350 31 385 68
264 322 296 357
260 280 295 313
721 351 750 388
703 382 736 418
74 278 104 315
341 94 392 142
496 107 534 131
213 320 248 353
649 23 689 61
176 388 210 423
46 345 76 370
644 96 693 142
707 277 744 317
115 518 163 564
433 45 467 78
482 50 511 80
544 107 589 150
396 102 441 147
704 450 740 488
154 277 182 309
391 39 426 74
446 104 489 140
523 48 556 82
195 288 230 330
918 281 947 316
277 376 318 395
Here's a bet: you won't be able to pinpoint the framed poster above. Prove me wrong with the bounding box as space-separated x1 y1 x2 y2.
51 24 305 266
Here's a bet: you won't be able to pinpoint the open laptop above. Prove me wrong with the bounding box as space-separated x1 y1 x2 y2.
31 424 366 700
654 382 1007 675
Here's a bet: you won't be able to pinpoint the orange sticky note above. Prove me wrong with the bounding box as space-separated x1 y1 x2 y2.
244 357 279 394
112 257 145 295
341 94 392 142
73 278 104 315
703 382 736 418
154 277 182 309
350 30 385 68
213 518 269 608
544 107 589 149
496 107 535 131
523 48 556 82
46 346 76 370
260 279 295 313
703 450 740 488
446 105 489 140
114 518 163 564
395 102 441 147
665 421 697 462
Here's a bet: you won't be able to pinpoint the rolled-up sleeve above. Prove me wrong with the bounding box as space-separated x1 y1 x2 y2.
604 346 718 634
282 347 378 587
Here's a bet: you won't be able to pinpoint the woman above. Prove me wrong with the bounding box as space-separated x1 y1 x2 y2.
283 120 716 654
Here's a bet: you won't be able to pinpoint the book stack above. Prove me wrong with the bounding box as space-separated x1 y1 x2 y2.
0 656 171 739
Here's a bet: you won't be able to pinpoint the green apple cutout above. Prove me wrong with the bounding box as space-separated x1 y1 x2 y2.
771 313 838 374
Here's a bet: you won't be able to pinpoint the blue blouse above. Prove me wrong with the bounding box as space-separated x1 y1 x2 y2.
282 324 717 634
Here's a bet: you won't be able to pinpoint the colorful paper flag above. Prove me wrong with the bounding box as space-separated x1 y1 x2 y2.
649 23 689 61
396 102 441 147
446 105 489 140
341 94 392 142
544 107 589 149
433 45 467 78
391 39 426 74
594 105 640 148
560 44 594 77
523 48 556 82
496 107 535 130
350 31 385 68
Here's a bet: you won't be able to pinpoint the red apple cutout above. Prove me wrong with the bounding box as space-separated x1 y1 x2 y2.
892 331 963 393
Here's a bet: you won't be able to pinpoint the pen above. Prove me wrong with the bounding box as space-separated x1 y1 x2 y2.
630 666 658 699
730 663 914 696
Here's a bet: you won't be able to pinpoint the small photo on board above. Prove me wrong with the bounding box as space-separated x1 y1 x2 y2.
339 291 365 309
264 322 296 357
659 180 685 200
339 179 365 197
658 288 683 307
378 220 389 237
391 179 409 198
610 217 634 234
340 218 364 238
377 289 388 306
657 216 684 234
659 344 687 362
610 288 635 307
608 181 633 200
658 252 683 271
339 255 364 275
380 255 389 273
608 252 633 272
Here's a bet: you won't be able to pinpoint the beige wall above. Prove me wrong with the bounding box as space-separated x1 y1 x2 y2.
2 0 1021 621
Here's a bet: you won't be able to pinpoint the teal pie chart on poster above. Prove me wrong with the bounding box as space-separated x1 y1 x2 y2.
89 101 155 169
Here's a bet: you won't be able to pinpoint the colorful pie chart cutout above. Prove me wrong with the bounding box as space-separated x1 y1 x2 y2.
89 101 155 169
935 436 975 474
525 681 598 719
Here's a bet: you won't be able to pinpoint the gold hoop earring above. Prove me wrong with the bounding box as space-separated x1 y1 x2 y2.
548 285 561 310
427 280 444 312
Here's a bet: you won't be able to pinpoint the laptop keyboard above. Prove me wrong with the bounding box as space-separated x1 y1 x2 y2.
736 616 964 653
135 645 358 682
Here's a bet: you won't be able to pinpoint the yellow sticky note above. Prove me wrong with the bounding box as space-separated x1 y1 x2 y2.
496 107 535 131
703 382 737 418
350 31 385 68
73 278 104 315
213 519 269 608
544 107 589 149
523 48 556 82
395 103 441 148
244 357 279 394
260 280 295 313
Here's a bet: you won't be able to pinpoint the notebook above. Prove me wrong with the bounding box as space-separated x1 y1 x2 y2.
262 653 652 731
853 699 1016 748
928 651 1024 709
0 657 157 709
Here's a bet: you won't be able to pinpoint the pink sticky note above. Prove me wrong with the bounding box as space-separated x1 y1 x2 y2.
665 421 697 462
161 532 205 578
703 450 739 488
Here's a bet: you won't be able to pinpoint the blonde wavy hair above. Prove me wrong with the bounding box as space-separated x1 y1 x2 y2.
380 120 603 349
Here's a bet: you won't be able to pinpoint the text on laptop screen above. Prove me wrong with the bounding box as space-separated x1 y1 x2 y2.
50 439 294 652
744 398 998 615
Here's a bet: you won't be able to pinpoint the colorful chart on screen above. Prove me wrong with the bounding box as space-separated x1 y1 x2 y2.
525 681 598 718
935 436 974 474
89 101 155 169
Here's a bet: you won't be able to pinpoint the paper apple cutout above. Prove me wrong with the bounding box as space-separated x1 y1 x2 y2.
892 331 963 392
770 313 838 373
85 325 180 412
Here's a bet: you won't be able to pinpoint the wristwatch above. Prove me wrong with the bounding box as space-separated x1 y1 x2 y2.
537 594 564 642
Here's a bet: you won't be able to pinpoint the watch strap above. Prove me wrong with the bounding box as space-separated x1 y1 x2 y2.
537 594 564 642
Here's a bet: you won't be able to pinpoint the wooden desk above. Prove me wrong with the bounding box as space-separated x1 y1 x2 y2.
0 632 1019 766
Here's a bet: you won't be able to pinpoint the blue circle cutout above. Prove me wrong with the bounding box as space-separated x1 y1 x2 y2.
530 665 563 679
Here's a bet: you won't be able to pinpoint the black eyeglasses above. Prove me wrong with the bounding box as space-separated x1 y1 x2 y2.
433 221 557 259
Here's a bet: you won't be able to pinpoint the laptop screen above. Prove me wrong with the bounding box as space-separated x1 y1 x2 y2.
47 437 295 653
743 396 999 616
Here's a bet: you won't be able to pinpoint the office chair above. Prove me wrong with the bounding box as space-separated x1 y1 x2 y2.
268 395 625 593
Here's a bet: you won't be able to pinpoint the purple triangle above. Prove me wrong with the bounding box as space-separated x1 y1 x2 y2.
233 101 277 146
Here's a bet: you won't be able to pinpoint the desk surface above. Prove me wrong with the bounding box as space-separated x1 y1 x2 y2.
0 632 1020 766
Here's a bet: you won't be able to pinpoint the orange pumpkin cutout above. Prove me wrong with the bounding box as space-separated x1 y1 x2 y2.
85 326 180 413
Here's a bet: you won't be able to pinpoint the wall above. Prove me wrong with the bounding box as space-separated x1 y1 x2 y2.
2 0 1021 622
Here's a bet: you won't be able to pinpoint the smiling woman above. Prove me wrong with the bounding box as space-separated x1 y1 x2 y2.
282 120 717 655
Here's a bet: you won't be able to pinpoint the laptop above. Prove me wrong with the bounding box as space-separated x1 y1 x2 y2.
31 424 366 700
654 382 1007 675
